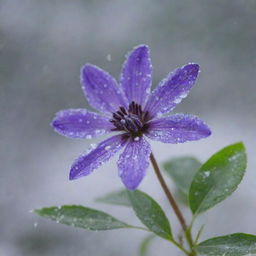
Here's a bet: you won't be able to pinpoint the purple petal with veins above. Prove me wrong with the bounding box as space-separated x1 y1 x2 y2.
70 135 127 180
120 45 152 106
146 114 211 144
118 136 151 190
145 63 199 119
81 64 128 115
51 109 114 139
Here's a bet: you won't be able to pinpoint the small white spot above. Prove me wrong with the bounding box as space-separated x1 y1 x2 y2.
174 98 182 104
105 145 111 150
204 171 210 177
180 92 188 99
33 222 38 228
134 137 140 141
95 129 103 134
90 143 97 149
106 54 112 61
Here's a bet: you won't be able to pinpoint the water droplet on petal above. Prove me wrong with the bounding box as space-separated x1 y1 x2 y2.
134 137 140 141
105 145 111 150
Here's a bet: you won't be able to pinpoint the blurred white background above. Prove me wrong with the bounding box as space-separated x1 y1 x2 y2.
1 0 256 255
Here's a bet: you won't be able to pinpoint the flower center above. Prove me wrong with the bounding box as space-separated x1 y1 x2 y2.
110 101 149 137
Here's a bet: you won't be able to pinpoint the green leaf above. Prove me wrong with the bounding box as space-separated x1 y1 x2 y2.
173 188 190 206
128 190 172 240
95 189 131 207
34 205 131 230
189 142 247 214
197 233 256 255
139 234 155 256
163 156 201 195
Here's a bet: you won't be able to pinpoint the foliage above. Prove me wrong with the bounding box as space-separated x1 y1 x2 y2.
35 142 251 256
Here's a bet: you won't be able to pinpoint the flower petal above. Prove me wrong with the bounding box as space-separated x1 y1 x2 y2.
120 45 152 106
117 136 151 190
81 64 128 114
51 109 114 139
70 135 127 180
146 114 211 144
145 63 199 119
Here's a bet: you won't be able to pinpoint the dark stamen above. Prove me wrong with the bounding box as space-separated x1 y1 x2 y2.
117 110 124 118
138 105 142 116
142 111 149 122
119 106 127 115
110 102 150 136
133 118 143 129
113 113 121 120
125 119 138 132
130 101 135 113
135 104 139 114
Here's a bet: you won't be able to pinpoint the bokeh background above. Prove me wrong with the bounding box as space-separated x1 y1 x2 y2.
1 0 256 255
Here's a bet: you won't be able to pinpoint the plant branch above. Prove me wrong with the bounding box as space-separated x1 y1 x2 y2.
150 153 197 256
150 153 187 231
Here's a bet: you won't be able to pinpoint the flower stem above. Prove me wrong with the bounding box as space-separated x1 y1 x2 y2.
150 153 187 231
150 153 197 256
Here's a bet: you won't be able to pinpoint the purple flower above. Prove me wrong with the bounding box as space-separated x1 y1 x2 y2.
52 45 211 190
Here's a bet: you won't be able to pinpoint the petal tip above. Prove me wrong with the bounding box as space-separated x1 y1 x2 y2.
205 127 212 137
126 44 150 60
133 44 149 51
185 63 200 73
81 63 96 77
69 173 75 180
199 122 212 139
69 167 80 180
50 111 66 132
50 119 56 128
50 117 61 131
123 181 140 190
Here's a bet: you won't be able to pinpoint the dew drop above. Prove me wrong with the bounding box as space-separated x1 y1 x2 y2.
204 171 210 177
134 137 140 141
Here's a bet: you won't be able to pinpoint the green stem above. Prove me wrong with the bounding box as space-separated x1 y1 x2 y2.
172 239 191 255
194 224 205 245
185 229 196 256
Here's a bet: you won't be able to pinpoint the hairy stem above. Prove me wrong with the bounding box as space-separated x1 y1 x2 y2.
150 153 197 256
